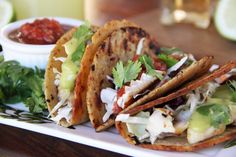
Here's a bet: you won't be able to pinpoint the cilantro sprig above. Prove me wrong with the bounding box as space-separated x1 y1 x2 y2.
139 55 164 80
0 59 46 113
112 60 142 88
112 55 164 88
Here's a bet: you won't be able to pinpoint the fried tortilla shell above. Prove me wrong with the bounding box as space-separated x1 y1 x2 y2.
116 121 236 152
115 60 236 151
126 60 236 115
86 20 160 131
45 26 97 127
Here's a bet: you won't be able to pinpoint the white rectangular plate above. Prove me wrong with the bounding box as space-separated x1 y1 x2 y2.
0 103 235 157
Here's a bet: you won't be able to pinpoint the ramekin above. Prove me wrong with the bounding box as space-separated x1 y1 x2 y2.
0 17 83 69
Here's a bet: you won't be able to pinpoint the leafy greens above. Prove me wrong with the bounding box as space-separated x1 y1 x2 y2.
112 60 142 88
0 58 46 113
112 55 164 88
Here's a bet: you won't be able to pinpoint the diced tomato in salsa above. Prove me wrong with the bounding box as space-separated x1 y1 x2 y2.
19 18 65 45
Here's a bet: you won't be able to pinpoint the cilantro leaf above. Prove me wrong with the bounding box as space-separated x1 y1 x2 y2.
112 60 141 88
197 104 232 128
160 47 183 55
124 60 142 83
158 54 178 68
0 60 46 113
139 55 163 80
112 61 125 88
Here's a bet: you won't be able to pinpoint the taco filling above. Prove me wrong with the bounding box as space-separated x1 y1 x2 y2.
101 39 196 123
116 67 236 144
49 24 94 124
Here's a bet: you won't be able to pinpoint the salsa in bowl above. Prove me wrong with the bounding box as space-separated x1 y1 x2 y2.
0 17 83 69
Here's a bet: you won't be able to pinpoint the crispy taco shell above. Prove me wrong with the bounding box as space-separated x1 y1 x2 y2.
116 122 236 152
116 61 236 151
86 20 213 132
45 26 97 127
86 20 160 131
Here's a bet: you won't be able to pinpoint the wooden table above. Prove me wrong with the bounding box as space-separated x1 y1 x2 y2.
1 9 236 157
129 9 236 65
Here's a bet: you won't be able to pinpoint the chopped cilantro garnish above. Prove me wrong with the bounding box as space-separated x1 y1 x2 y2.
139 55 163 80
0 59 46 113
112 55 165 88
112 60 142 88
197 104 232 128
158 54 178 68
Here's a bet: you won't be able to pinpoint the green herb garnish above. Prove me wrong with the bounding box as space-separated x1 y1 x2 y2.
0 59 46 113
158 54 178 68
139 55 163 80
112 55 165 88
112 60 142 88
71 23 93 62
197 104 232 128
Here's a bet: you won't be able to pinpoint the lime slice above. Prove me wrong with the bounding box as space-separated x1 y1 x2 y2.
215 0 236 41
0 0 14 28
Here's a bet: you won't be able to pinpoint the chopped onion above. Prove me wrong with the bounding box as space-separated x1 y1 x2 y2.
100 88 117 122
136 38 145 55
209 64 219 72
167 56 188 75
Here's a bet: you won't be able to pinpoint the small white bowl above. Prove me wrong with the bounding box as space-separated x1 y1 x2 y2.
0 17 83 69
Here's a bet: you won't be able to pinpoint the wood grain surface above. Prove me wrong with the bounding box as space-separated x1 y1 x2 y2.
1 7 236 157
129 9 236 65
0 124 128 157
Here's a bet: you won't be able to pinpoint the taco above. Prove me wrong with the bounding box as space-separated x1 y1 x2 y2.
116 61 236 151
45 23 97 127
86 20 213 132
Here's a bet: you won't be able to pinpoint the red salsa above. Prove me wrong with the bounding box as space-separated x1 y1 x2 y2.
8 18 73 45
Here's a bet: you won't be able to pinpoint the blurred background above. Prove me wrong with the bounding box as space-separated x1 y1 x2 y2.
10 0 160 26
1 0 236 64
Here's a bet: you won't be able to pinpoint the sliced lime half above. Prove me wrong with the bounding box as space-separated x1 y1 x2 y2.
215 0 236 41
0 0 14 28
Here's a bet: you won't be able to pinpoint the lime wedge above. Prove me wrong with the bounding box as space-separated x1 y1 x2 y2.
215 0 236 41
0 0 14 28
